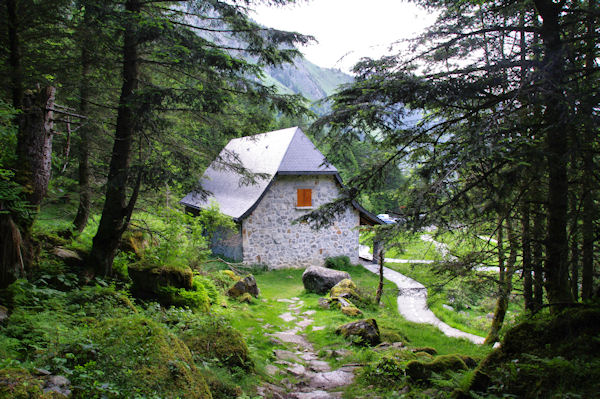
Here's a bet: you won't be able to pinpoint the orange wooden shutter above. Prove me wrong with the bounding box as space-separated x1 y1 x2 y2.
297 189 312 207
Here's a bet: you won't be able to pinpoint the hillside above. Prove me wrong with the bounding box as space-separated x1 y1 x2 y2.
264 57 353 101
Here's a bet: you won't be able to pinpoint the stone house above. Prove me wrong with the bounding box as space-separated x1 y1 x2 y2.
180 127 381 269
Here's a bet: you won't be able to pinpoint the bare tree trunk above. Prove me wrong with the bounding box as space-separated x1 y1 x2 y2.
89 0 141 276
485 218 517 344
375 246 384 304
6 0 22 109
15 87 56 210
0 207 24 288
534 0 573 308
581 0 596 301
532 188 545 310
73 21 92 232
522 199 534 311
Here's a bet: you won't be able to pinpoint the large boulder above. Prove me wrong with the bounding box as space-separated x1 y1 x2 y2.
129 262 193 299
336 318 381 346
302 266 350 294
227 275 259 298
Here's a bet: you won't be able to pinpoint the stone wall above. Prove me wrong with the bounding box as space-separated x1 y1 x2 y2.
241 175 359 269
211 224 243 262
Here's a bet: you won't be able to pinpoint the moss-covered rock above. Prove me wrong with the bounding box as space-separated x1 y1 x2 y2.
89 315 211 399
120 230 151 257
405 354 467 382
336 318 381 346
129 261 193 298
238 293 253 303
412 347 437 356
227 275 259 298
181 318 252 371
202 371 243 399
464 307 600 398
0 368 58 399
341 304 362 317
330 279 360 299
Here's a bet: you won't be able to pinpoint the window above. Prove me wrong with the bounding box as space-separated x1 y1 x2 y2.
297 188 312 207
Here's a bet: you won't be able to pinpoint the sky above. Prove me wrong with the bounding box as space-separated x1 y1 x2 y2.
250 0 438 73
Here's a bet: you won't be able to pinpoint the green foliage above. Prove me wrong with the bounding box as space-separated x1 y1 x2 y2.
86 315 211 399
141 207 212 268
405 354 467 383
179 316 253 371
324 255 354 270
158 285 210 312
0 170 32 221
0 100 18 167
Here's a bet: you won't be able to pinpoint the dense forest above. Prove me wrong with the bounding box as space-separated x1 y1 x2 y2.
0 0 598 398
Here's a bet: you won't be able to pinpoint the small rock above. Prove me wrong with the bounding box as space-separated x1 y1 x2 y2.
303 310 316 316
279 312 297 322
318 297 330 309
309 360 331 372
228 274 260 298
277 298 295 303
274 349 299 362
34 368 51 376
312 326 326 331
0 305 8 323
309 369 354 389
291 297 300 301
286 364 306 376
296 318 313 329
48 375 70 386
442 304 454 311
52 247 83 268
265 365 279 376
331 349 351 358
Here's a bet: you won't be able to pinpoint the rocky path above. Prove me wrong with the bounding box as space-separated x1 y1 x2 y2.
257 297 356 399
359 246 484 344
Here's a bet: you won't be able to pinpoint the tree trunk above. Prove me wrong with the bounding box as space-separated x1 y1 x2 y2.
15 87 56 210
89 0 141 276
522 198 534 311
485 219 517 344
581 0 596 301
375 247 384 304
0 207 25 288
6 0 22 109
532 186 545 310
73 17 92 233
533 0 573 308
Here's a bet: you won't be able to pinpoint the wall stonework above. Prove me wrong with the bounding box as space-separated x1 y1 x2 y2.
211 224 243 262
241 175 359 269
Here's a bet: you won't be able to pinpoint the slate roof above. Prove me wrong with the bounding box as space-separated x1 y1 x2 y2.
180 126 382 225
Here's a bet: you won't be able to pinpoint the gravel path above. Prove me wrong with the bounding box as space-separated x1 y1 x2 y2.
359 246 484 344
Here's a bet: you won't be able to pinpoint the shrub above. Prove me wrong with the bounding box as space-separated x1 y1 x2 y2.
84 315 211 399
325 255 353 270
405 354 467 383
180 316 253 371
158 286 210 312
193 276 219 304
361 357 405 388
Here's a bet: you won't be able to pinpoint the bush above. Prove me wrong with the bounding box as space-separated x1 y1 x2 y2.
405 354 467 382
325 256 354 270
83 315 211 399
159 285 210 312
180 316 253 371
